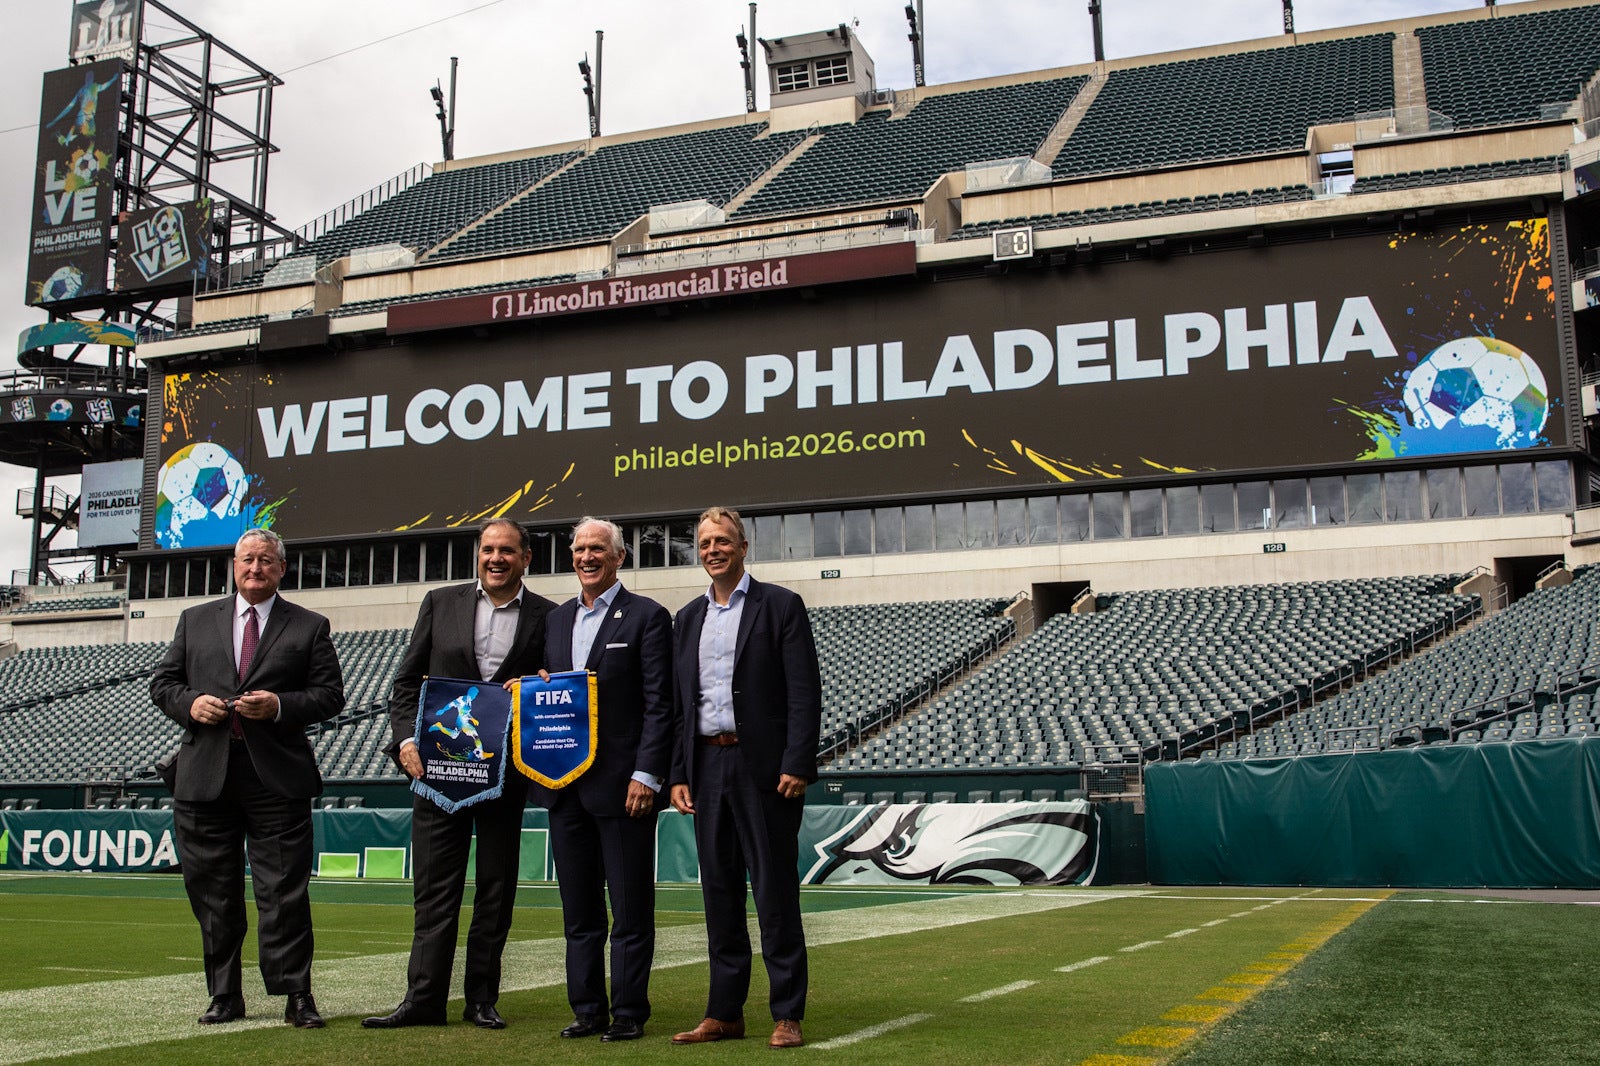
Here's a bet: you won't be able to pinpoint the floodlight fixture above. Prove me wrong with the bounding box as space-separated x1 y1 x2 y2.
430 57 457 161
737 5 757 114
905 1 925 86
579 34 603 137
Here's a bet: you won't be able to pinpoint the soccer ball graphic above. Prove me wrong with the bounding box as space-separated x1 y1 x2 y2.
156 442 249 547
70 148 100 187
1401 337 1548 448
42 265 84 302
47 398 73 421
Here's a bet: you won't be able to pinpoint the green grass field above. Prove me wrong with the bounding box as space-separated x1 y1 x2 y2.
1 874 1596 1065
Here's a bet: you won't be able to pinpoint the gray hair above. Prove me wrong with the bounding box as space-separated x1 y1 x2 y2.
235 527 286 561
573 516 625 555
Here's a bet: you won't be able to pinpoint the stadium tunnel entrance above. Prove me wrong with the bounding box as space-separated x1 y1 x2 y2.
1496 554 1566 603
1031 581 1095 627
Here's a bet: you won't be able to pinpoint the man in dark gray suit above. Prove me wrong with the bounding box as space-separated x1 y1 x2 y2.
150 526 345 1029
531 517 673 1043
364 518 554 1030
669 507 821 1050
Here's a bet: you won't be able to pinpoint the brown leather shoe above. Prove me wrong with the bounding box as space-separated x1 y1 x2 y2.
769 1019 803 1049
671 1017 746 1044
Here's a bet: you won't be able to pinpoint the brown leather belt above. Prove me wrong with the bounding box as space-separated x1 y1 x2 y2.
698 732 740 747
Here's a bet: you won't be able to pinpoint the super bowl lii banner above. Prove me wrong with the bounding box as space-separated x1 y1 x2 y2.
150 218 1568 548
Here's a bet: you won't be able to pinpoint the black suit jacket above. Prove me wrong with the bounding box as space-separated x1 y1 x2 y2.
669 577 822 793
386 582 555 770
529 586 674 816
151 595 345 802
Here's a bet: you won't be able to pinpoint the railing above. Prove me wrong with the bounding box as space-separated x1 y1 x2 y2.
815 622 1016 761
0 366 146 396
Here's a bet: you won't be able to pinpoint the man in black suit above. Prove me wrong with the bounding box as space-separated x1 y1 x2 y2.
363 518 554 1031
150 527 345 1029
669 507 822 1050
529 517 673 1043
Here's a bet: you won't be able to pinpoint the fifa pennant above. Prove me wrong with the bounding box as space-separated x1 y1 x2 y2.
511 669 599 788
411 676 512 813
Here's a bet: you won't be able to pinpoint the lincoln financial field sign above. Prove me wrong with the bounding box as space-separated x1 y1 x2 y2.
149 220 1571 548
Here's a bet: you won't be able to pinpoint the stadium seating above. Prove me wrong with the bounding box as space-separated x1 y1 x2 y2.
3 593 124 615
733 77 1087 220
1218 567 1600 759
274 150 577 272
1052 35 1394 178
1416 5 1600 129
827 576 1472 772
432 123 805 260
1351 156 1565 195
952 185 1314 241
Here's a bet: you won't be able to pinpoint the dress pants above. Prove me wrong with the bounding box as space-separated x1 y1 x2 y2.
692 742 807 1022
548 796 658 1021
172 740 315 997
404 777 527 1009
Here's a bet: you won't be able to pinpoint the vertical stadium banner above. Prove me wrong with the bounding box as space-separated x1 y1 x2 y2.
79 457 142 547
151 219 1568 548
115 199 212 292
27 59 123 306
69 0 142 64
412 677 513 813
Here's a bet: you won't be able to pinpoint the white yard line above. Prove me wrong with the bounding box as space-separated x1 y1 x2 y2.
0 887 1144 1064
809 1013 934 1049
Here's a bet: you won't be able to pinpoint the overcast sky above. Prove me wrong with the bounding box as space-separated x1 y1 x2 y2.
0 0 1489 585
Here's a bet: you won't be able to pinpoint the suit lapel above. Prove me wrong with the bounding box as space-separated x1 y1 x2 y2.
217 598 239 683
245 597 292 686
546 598 577 673
453 584 479 670
734 578 762 670
680 595 708 706
584 588 628 670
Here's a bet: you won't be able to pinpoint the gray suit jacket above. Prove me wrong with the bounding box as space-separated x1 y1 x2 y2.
150 595 345 802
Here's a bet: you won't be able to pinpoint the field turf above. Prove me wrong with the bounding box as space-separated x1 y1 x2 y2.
0 874 1594 1065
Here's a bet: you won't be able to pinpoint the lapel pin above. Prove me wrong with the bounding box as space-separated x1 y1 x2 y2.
613 609 623 619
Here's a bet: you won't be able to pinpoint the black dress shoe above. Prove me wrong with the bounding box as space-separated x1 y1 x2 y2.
361 1001 448 1029
560 1014 608 1038
284 991 325 1029
198 993 245 1025
464 1001 506 1029
601 1017 645 1042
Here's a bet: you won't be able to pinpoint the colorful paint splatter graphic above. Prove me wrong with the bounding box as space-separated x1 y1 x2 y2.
156 372 288 549
1352 221 1556 460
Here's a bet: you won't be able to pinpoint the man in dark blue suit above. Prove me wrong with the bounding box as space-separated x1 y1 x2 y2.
669 507 821 1050
531 517 673 1043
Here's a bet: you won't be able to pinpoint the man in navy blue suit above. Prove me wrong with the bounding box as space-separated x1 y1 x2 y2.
669 507 821 1050
532 517 673 1043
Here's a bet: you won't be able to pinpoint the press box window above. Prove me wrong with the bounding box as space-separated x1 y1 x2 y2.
814 55 850 85
775 63 810 93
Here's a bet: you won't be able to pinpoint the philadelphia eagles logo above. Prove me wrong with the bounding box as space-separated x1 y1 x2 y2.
803 801 1098 886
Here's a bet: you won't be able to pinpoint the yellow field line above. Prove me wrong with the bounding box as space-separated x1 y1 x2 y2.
1076 892 1393 1066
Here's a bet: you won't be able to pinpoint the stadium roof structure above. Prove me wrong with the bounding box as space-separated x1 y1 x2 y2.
155 0 1600 341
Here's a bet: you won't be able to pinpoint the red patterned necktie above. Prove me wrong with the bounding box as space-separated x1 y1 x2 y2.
233 607 259 737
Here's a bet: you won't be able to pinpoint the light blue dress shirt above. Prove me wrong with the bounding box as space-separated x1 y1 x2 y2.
696 571 750 737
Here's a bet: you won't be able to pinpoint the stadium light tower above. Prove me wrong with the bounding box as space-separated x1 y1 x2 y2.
579 30 603 137
905 2 925 87
1088 2 1105 63
1282 0 1295 34
430 56 458 161
737 3 757 113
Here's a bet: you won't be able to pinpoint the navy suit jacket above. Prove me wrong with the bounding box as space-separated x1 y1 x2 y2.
669 577 822 793
530 585 674 816
385 582 555 770
150 595 345 802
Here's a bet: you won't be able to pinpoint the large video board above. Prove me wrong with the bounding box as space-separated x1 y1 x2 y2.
150 219 1569 549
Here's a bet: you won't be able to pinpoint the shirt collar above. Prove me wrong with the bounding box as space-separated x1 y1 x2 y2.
476 582 524 608
704 571 751 609
235 592 276 617
582 580 622 613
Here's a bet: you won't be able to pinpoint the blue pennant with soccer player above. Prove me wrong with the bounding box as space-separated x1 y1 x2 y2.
411 676 513 813
511 669 599 788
